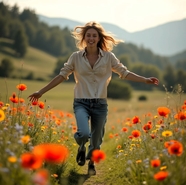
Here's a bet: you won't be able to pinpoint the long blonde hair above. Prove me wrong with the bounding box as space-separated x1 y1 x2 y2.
71 21 123 51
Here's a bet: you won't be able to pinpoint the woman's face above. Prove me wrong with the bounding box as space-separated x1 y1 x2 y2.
84 28 100 49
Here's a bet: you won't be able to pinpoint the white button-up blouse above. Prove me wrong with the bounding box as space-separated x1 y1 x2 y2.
59 48 130 99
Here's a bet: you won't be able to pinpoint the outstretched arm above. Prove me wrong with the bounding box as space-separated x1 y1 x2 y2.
28 75 65 102
125 72 159 85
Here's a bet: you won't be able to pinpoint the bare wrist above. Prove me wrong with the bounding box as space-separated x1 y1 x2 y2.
37 90 43 95
144 77 148 83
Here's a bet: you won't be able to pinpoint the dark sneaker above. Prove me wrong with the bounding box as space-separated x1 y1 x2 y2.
88 162 96 176
76 147 86 166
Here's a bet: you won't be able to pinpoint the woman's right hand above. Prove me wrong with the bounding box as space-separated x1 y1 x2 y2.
28 91 42 102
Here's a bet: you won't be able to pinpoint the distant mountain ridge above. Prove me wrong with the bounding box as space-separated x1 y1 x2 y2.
38 15 186 56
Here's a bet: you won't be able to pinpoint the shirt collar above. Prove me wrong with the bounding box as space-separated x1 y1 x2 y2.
81 48 104 57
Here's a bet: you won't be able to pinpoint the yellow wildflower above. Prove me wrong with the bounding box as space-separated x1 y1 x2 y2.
160 166 167 170
2 106 7 111
136 160 142 163
162 130 173 137
170 121 176 125
22 121 26 125
5 103 10 107
0 109 5 122
21 135 30 144
8 156 17 163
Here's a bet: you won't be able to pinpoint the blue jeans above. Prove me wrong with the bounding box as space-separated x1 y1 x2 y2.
73 99 108 160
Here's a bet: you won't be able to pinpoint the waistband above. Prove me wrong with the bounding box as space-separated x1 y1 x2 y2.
74 98 107 103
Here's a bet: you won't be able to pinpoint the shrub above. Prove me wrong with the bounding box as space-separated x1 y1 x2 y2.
0 58 14 77
108 79 132 100
138 95 147 101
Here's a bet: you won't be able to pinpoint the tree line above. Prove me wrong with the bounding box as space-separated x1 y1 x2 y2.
0 2 186 93
0 2 76 57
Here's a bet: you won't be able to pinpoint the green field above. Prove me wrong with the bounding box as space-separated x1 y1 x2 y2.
1 77 186 185
1 77 185 116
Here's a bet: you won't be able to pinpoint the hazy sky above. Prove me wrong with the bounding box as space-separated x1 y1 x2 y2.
4 0 186 32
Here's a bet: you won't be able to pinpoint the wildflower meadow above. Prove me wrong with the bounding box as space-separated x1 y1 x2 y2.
0 81 186 185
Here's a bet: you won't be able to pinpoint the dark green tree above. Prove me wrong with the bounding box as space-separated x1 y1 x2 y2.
19 8 38 25
163 65 176 90
0 2 10 17
0 16 9 37
10 4 20 19
34 28 50 50
8 19 24 39
175 69 186 91
0 58 14 77
23 20 36 45
13 29 28 57
175 59 186 70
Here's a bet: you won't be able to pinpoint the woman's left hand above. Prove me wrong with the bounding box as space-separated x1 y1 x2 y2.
145 77 159 85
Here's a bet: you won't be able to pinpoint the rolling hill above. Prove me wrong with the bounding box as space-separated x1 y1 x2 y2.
38 15 186 56
0 38 57 81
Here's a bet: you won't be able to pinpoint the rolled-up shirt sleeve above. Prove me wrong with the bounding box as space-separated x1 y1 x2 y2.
59 53 75 80
110 52 130 79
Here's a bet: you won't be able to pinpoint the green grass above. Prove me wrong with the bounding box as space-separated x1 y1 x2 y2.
0 78 186 185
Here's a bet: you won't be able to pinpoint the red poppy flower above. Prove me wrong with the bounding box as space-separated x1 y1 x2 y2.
16 84 27 91
157 119 164 124
132 116 140 124
26 110 32 116
33 143 69 164
38 101 45 109
126 118 130 121
174 111 186 120
9 93 18 103
122 127 128 132
157 107 170 117
21 153 43 169
128 135 134 139
55 119 61 125
32 101 38 106
72 126 77 132
167 141 183 156
142 123 152 132
150 134 156 139
117 145 122 149
91 149 106 163
28 122 34 127
131 130 141 138
109 133 114 138
154 171 168 181
182 104 186 110
19 98 25 103
66 113 73 118
0 101 4 107
164 140 179 148
151 159 161 167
